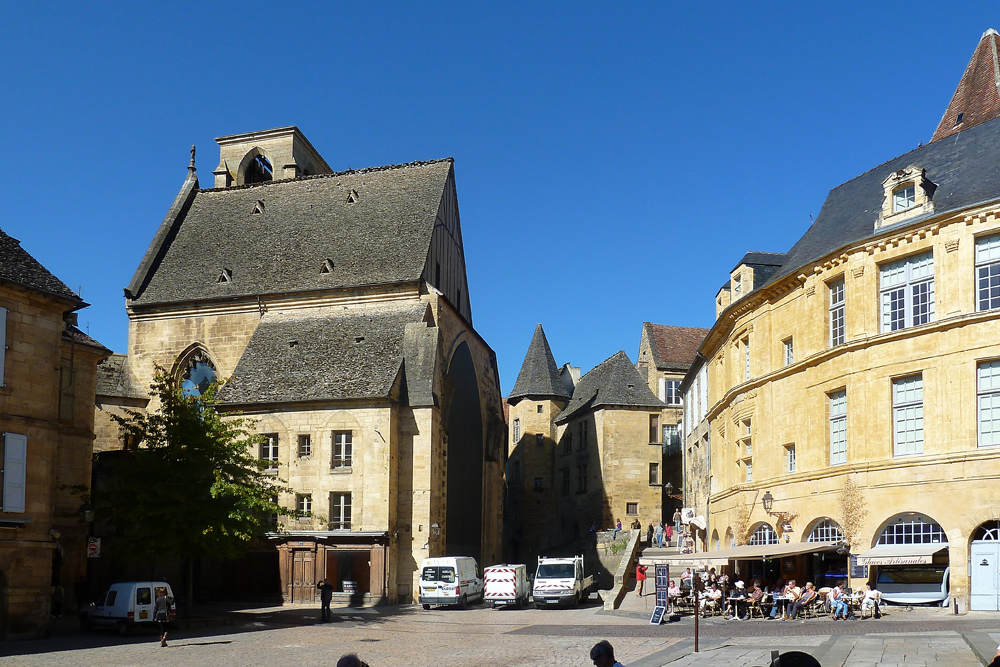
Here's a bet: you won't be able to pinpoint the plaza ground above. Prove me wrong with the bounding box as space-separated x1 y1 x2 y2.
0 600 998 666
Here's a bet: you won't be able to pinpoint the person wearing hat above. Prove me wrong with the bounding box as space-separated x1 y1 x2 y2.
726 580 748 620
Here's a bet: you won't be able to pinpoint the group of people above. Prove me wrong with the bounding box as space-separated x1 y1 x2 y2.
645 521 675 548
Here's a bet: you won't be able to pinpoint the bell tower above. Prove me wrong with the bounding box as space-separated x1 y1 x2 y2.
213 126 333 188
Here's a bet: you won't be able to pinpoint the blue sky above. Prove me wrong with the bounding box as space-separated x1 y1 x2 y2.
1 3 997 393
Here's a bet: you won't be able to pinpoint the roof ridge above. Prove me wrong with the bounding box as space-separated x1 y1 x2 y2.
197 157 454 194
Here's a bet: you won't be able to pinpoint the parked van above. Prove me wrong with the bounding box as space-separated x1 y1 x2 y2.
80 581 175 635
484 564 529 609
418 556 484 609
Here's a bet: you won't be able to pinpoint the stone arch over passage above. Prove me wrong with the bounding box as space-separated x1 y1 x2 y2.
443 341 484 562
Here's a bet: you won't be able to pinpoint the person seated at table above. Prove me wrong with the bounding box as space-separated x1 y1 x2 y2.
748 580 765 614
860 582 881 619
680 568 693 588
769 579 798 619
725 580 747 619
829 581 849 620
700 583 723 616
668 580 681 598
785 582 816 620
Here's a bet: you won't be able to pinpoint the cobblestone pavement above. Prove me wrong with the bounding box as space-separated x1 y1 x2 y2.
0 602 996 667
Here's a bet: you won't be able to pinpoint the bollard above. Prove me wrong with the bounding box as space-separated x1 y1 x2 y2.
953 597 958 615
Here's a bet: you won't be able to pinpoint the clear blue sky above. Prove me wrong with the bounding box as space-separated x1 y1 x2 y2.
1 3 997 393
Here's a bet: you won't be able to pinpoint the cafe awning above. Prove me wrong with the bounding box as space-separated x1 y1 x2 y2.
854 543 947 566
641 540 840 568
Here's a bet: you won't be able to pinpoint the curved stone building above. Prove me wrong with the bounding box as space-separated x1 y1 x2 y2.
684 29 1000 611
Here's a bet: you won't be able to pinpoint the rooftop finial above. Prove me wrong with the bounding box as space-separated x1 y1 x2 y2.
189 145 197 172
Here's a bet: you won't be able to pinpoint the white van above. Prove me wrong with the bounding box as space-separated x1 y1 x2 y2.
418 556 484 609
484 564 529 609
79 581 175 635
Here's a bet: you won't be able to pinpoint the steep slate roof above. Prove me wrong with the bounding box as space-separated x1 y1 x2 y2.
0 227 82 304
931 29 1000 143
763 113 1000 289
96 353 147 399
217 303 429 405
555 351 664 423
508 324 571 400
129 159 453 306
643 323 710 372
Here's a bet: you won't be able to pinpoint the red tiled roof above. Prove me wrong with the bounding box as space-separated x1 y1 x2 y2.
931 29 1000 143
644 323 709 370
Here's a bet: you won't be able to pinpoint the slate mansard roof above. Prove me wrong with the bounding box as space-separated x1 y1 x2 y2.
643 323 709 372
556 351 664 423
217 303 430 405
0 227 82 305
128 158 454 306
508 324 571 401
761 114 1000 292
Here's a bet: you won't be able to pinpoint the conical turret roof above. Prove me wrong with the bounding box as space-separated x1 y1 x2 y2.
931 28 1000 143
508 324 570 401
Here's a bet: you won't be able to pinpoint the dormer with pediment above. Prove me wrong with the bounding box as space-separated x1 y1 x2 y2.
878 165 935 229
213 126 333 188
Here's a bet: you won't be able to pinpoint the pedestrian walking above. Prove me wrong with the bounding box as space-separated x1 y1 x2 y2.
317 578 334 622
654 522 664 547
646 522 654 545
664 522 673 546
590 639 625 667
672 508 682 536
154 587 174 647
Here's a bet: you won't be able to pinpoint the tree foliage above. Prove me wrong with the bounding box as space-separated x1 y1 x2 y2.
840 475 869 550
102 366 288 563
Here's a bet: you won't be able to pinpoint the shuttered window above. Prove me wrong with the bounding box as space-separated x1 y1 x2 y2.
2 433 27 512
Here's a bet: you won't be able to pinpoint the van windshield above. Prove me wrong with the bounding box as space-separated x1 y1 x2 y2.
537 564 575 579
422 567 456 583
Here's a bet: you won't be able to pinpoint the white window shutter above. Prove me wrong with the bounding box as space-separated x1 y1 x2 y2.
0 306 7 387
658 377 666 401
3 433 27 513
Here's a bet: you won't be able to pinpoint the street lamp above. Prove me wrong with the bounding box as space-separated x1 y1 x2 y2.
664 482 673 495
762 491 774 514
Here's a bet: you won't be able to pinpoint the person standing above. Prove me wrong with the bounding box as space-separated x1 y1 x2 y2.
635 563 648 597
664 523 673 547
590 640 625 667
317 578 334 622
672 508 683 537
154 588 174 647
653 522 664 548
646 522 654 545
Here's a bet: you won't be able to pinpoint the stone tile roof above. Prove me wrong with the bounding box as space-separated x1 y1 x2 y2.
508 324 571 401
0 227 82 304
764 113 1000 290
129 159 453 306
96 353 146 398
217 303 429 405
643 323 709 372
555 351 664 423
931 29 1000 143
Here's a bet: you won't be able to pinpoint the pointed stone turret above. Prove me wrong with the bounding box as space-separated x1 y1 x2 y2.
930 28 1000 143
508 324 570 402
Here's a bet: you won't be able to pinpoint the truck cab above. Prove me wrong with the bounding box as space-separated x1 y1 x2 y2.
532 555 593 608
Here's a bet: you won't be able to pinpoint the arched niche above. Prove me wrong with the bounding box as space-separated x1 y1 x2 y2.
237 147 274 186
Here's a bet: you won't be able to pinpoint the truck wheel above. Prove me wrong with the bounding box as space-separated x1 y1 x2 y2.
422 603 430 610
117 621 129 637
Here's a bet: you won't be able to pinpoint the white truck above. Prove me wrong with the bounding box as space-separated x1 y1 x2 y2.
532 555 593 608
484 564 529 609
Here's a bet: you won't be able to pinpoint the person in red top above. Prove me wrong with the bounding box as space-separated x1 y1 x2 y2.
635 563 648 597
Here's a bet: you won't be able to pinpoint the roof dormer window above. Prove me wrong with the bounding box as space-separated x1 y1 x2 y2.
893 185 915 213
879 165 935 229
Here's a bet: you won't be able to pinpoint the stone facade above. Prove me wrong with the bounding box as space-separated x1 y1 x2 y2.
685 31 1000 609
100 127 504 605
0 229 109 637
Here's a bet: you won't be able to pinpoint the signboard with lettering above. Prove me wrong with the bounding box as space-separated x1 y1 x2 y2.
855 554 933 566
87 537 101 558
849 555 866 579
649 605 667 625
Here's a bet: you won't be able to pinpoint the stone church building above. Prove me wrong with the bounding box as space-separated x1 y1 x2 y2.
99 126 505 604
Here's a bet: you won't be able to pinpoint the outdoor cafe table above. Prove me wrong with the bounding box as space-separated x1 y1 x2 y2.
727 596 749 620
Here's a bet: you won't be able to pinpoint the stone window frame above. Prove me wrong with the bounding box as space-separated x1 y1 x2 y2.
664 380 682 405
783 337 794 366
880 251 935 332
1 432 27 512
829 389 847 465
331 430 353 469
576 463 587 494
626 502 639 516
829 277 846 346
560 467 570 496
329 492 351 530
976 233 1000 312
260 433 279 472
296 493 312 517
785 443 796 474
297 434 311 458
648 414 660 444
892 373 924 457
977 359 1000 447
878 165 935 229
648 462 660 486
748 522 778 546
512 418 520 444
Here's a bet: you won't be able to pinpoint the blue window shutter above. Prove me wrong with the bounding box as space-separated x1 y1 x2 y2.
3 433 27 513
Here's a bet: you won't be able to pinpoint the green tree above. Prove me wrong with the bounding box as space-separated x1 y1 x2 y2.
102 366 288 616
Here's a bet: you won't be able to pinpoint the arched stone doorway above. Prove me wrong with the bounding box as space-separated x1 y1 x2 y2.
443 342 483 562
970 520 1000 610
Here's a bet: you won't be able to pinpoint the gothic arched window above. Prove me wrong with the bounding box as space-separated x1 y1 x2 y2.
178 349 217 397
